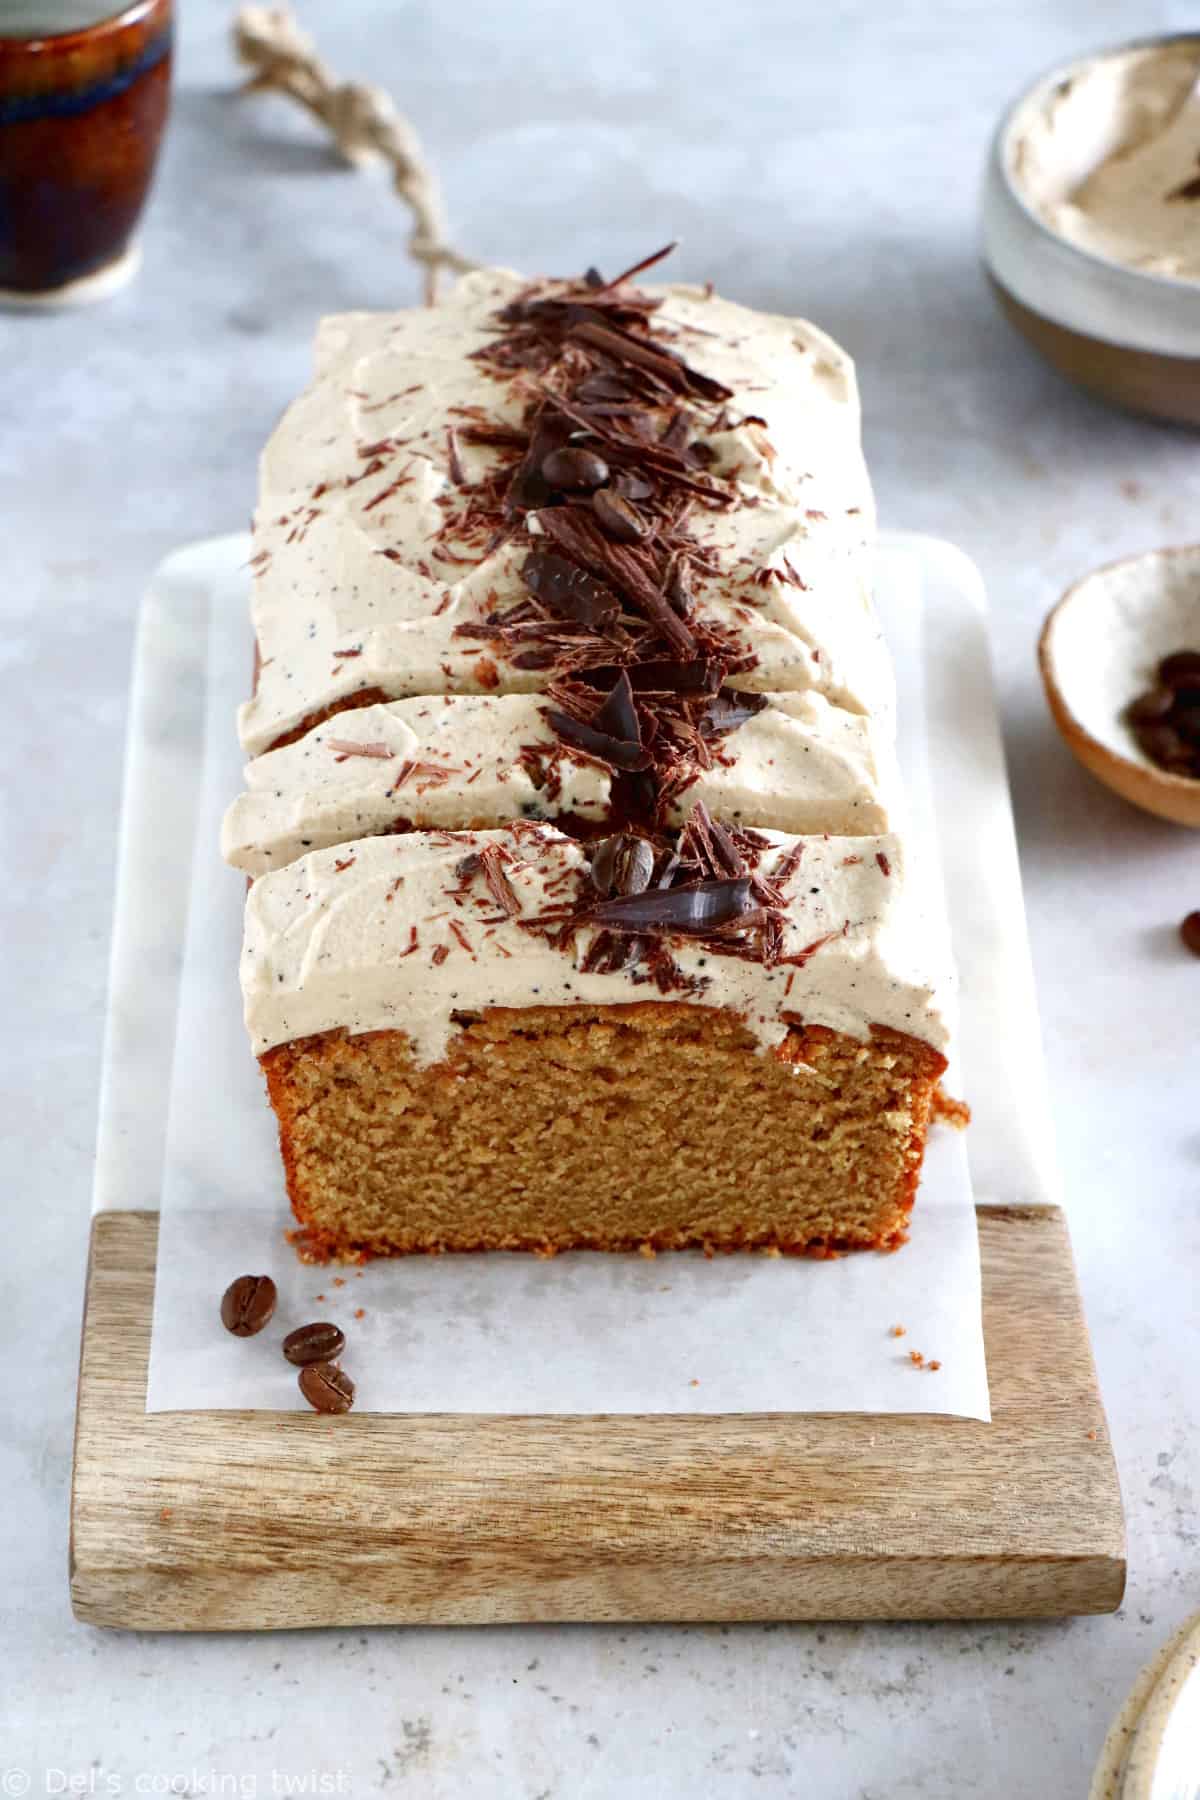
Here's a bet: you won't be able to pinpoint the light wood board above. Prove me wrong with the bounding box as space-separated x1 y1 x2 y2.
70 1206 1124 1630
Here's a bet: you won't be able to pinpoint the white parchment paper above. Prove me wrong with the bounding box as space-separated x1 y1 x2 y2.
102 532 1057 1420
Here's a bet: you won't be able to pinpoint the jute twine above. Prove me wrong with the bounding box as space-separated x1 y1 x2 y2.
232 5 479 303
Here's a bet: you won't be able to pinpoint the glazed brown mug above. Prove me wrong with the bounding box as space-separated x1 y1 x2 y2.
0 0 173 304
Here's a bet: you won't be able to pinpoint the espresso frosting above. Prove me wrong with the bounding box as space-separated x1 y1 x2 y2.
1009 41 1200 282
239 269 888 757
241 825 950 1065
222 689 900 876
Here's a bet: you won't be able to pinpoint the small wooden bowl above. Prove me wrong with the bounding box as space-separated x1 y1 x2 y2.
0 0 173 304
1039 545 1200 828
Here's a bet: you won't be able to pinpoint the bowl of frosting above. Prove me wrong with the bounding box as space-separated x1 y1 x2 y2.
982 35 1200 426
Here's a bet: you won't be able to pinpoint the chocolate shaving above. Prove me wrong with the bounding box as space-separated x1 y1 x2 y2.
588 876 753 935
446 426 466 487
544 708 650 770
680 800 747 879
568 319 733 404
593 668 641 744
326 738 394 760
590 240 680 293
478 843 521 916
699 689 769 737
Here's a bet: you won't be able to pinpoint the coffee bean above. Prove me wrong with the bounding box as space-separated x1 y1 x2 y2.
1181 912 1200 956
282 1321 346 1366
220 1274 277 1338
541 446 609 491
1158 650 1200 689
1135 722 1186 765
612 835 655 896
590 831 654 897
1172 703 1200 745
298 1361 355 1414
592 487 648 543
1126 686 1174 725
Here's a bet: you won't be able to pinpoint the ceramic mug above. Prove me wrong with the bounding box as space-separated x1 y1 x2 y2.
0 0 173 304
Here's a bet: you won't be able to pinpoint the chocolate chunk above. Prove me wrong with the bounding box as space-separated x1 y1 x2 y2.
588 876 754 934
620 659 722 694
298 1361 355 1414
1158 650 1200 689
592 488 648 543
282 1322 347 1366
541 446 610 491
1181 911 1200 956
220 1274 277 1338
611 469 655 502
593 669 641 744
522 548 620 628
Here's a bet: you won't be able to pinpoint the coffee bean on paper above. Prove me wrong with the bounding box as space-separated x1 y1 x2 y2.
298 1362 355 1414
282 1321 346 1366
220 1274 277 1338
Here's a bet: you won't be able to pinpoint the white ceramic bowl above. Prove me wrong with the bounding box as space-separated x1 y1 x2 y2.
982 36 1200 425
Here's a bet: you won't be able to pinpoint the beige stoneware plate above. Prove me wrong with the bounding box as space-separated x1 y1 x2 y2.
1091 1611 1200 1799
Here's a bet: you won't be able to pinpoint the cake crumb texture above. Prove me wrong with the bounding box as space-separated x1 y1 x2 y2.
263 1003 946 1261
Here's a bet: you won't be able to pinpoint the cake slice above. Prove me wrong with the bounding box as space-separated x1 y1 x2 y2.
243 820 949 1259
222 688 900 876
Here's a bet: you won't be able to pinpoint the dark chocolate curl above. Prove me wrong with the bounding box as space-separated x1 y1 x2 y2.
594 669 641 745
544 709 650 770
587 876 754 935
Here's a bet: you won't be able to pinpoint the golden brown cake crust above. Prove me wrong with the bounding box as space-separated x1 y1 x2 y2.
261 1004 947 1264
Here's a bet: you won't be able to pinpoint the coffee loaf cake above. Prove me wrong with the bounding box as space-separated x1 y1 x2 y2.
228 251 951 1259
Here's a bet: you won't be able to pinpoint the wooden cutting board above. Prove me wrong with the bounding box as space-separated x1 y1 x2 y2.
70 1205 1123 1630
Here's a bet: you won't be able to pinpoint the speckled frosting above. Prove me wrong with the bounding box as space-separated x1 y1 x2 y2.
223 688 901 876
238 268 889 758
1009 41 1200 281
234 262 950 1068
242 826 950 1065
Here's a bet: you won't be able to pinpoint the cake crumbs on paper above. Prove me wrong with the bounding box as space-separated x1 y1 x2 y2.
890 1324 906 1338
332 1277 345 1288
638 1243 657 1259
689 1378 700 1387
159 1507 172 1522
1087 1429 1098 1440
354 1308 365 1320
927 1360 941 1372
908 1349 925 1367
932 1087 971 1130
